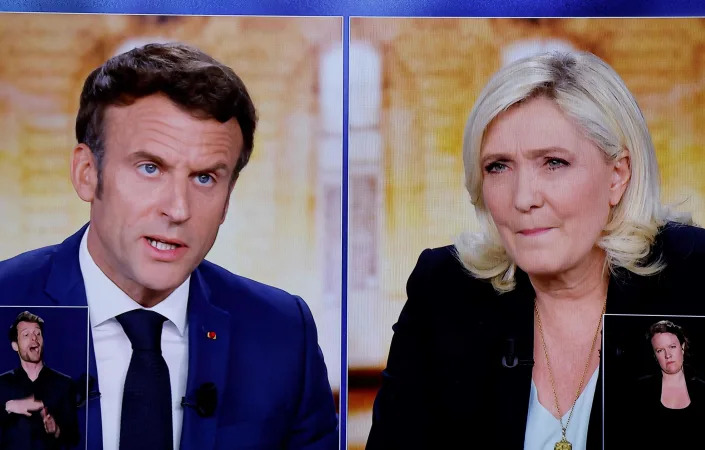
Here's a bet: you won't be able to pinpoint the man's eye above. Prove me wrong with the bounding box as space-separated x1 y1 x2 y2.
196 174 214 186
138 163 160 176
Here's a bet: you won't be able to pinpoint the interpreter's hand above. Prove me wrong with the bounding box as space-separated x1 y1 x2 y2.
41 407 60 438
5 396 43 416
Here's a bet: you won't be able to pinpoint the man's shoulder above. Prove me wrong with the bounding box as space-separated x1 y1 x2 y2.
40 367 76 395
0 244 60 281
0 227 85 289
0 370 17 392
42 366 73 382
0 369 16 381
196 260 309 319
0 245 63 300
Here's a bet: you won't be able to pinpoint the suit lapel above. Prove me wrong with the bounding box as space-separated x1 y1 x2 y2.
43 224 104 450
44 224 90 307
84 331 103 450
180 267 231 450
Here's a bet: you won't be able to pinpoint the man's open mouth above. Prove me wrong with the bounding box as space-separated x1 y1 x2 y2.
146 237 184 251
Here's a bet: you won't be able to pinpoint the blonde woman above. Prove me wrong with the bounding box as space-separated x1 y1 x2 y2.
367 51 705 449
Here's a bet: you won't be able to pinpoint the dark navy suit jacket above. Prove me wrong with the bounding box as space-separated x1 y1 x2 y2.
367 223 705 450
0 225 338 450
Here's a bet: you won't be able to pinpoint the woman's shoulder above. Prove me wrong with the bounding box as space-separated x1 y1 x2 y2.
658 222 705 262
414 245 459 268
687 375 705 389
410 245 493 289
635 373 660 386
405 245 502 309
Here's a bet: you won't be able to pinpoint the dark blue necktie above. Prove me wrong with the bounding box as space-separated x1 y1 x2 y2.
116 309 173 450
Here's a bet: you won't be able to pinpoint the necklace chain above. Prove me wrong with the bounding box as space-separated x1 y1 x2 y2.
534 298 606 440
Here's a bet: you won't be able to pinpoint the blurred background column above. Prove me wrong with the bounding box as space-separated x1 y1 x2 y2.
348 40 383 369
318 42 343 390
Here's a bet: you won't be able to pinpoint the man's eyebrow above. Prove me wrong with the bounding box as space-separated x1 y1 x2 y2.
130 150 168 167
198 162 230 174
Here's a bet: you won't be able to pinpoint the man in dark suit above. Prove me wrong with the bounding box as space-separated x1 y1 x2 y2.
0 43 337 450
0 311 79 449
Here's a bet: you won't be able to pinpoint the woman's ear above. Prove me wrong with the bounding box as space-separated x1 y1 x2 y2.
609 150 631 207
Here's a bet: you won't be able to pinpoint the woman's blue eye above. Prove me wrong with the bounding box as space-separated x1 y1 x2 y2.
546 158 568 169
485 162 507 173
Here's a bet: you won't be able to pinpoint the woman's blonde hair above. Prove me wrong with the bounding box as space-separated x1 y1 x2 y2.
455 51 689 292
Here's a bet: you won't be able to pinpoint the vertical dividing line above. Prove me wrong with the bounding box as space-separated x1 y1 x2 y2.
340 14 350 450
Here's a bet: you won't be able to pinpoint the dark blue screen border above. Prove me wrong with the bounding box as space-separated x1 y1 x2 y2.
340 17 349 450
2 0 705 16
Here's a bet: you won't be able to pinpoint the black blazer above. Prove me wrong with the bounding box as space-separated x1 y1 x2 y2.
627 374 705 447
0 366 79 450
366 223 705 450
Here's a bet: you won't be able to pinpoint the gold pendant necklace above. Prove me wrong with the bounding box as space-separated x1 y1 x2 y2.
534 298 606 450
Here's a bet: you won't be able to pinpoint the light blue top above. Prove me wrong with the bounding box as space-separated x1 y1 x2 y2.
524 368 599 450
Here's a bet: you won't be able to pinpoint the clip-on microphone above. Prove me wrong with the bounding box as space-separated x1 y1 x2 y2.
181 382 217 418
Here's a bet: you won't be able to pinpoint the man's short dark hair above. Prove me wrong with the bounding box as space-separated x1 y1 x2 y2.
76 42 258 197
8 311 44 343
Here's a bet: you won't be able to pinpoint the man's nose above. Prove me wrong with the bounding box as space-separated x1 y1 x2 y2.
161 177 192 223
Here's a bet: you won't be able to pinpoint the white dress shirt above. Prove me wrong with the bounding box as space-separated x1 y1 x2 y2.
524 367 599 450
79 228 189 450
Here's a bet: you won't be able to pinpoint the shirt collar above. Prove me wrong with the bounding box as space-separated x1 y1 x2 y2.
13 365 46 381
78 226 189 336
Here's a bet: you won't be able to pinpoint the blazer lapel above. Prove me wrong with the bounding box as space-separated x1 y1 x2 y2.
180 267 231 450
43 224 104 450
493 270 536 448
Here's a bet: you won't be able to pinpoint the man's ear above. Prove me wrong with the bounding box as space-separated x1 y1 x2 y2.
609 150 631 207
11 342 18 352
71 143 99 202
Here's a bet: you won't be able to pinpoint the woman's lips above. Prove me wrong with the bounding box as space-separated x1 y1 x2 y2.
518 227 552 236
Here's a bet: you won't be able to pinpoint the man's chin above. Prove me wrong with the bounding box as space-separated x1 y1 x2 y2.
138 273 190 296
